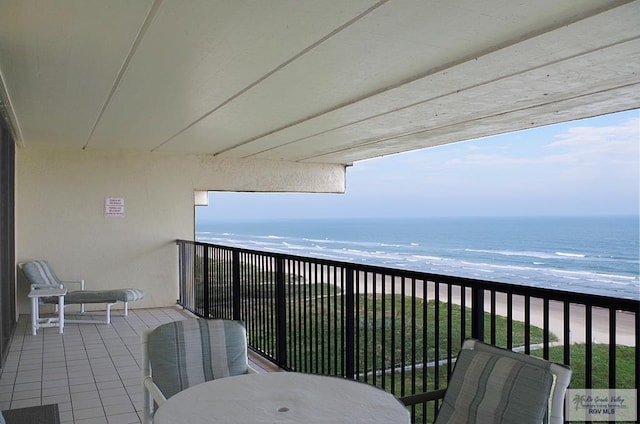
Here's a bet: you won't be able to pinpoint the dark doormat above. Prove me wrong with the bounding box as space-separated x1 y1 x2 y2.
1 403 60 424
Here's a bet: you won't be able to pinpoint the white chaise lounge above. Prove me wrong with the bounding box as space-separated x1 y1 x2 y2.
20 260 144 326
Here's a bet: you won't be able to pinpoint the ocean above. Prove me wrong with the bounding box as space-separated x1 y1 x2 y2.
196 216 640 301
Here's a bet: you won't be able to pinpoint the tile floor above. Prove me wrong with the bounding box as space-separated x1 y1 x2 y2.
0 307 271 424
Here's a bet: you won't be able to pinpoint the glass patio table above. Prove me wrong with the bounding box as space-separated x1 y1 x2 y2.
153 372 410 423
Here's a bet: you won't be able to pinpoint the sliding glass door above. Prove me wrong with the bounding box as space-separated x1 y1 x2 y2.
0 117 16 368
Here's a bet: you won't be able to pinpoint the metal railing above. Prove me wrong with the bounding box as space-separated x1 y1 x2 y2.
176 240 639 423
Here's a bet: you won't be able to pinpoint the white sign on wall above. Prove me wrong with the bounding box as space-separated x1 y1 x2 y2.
105 197 126 217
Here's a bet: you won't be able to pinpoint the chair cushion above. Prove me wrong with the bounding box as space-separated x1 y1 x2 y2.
148 319 248 399
42 288 144 304
21 261 62 287
435 348 554 424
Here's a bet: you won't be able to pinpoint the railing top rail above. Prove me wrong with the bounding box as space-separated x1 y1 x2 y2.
176 239 640 312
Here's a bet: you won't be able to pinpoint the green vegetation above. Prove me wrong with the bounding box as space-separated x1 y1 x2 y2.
278 294 554 377
191 258 309 309
531 343 637 389
358 295 552 363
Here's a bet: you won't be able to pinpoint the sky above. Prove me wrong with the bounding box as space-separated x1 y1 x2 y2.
197 109 639 221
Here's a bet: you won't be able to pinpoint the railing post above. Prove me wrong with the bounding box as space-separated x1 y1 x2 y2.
202 244 209 318
471 287 484 341
176 241 184 306
275 257 287 368
232 251 241 321
345 269 355 378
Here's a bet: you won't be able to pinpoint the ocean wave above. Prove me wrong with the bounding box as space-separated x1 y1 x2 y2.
412 255 447 262
556 251 585 258
466 248 555 259
465 248 591 260
303 237 406 249
195 224 639 300
206 233 637 266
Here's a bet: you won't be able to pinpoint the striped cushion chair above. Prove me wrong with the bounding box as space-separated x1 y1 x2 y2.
401 339 571 424
142 319 255 424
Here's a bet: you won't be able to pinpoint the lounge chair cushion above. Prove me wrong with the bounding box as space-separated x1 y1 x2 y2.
42 288 144 304
147 319 249 399
435 348 554 424
21 260 63 287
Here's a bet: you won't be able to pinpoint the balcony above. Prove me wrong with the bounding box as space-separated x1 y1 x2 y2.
1 2 639 422
177 240 639 423
0 242 636 423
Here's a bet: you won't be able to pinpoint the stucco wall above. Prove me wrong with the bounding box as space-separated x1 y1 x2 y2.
15 146 345 315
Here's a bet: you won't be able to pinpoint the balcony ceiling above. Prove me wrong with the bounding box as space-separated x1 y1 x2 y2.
0 0 639 165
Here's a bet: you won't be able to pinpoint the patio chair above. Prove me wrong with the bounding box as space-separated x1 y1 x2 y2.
141 318 257 424
400 339 572 424
19 260 144 325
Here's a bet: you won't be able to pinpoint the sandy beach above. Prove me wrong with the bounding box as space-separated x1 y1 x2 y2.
363 272 636 347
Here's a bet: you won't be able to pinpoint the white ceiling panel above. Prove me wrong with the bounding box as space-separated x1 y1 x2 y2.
313 84 640 164
219 3 640 162
86 0 380 151
0 0 638 166
160 0 631 155
0 0 154 147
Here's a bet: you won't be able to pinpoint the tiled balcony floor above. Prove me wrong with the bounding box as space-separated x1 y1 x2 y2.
0 307 272 424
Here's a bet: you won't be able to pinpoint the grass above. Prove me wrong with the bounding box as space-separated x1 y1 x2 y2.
278 294 554 376
531 343 637 389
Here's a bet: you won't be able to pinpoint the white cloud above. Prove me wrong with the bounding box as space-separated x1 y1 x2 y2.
545 117 639 154
444 154 549 167
441 116 639 168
